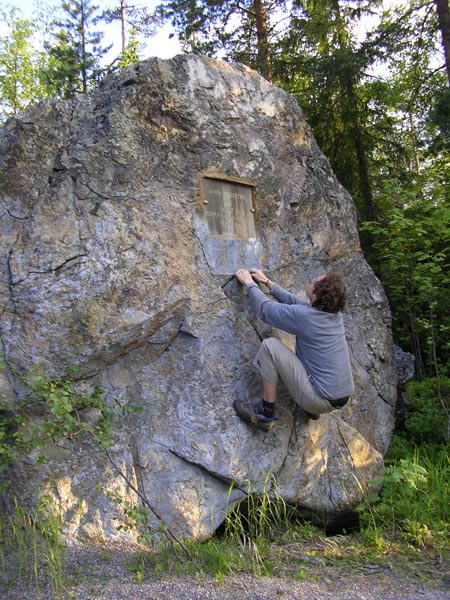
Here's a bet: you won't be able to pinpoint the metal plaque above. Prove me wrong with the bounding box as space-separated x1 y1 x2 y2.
202 177 256 240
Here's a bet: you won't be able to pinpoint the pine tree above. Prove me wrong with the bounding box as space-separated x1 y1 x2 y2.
156 0 289 81
275 0 380 222
44 0 111 98
101 0 158 68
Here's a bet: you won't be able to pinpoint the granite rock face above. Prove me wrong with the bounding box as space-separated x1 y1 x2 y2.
0 55 396 542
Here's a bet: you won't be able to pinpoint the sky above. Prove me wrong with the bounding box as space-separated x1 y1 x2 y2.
7 0 182 60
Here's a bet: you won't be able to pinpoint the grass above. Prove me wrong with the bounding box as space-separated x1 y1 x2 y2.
223 474 293 542
2 379 449 593
132 531 295 583
1 496 67 597
125 432 449 586
2 441 448 593
125 516 446 587
2 476 448 594
357 438 450 554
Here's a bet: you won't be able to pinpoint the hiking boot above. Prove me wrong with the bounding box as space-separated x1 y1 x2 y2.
233 399 277 432
302 408 320 420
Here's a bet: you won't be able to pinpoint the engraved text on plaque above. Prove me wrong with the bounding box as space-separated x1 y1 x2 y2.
202 177 256 240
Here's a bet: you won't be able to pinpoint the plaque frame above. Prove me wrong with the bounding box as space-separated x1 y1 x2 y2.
199 170 257 240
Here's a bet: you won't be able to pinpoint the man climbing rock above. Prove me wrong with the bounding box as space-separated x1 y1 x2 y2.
234 268 355 432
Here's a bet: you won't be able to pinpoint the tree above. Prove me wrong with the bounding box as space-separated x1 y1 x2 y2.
117 28 141 68
435 0 450 84
0 9 46 121
274 0 381 223
101 0 158 68
44 0 111 98
358 0 450 376
431 0 450 148
360 0 450 184
157 0 290 80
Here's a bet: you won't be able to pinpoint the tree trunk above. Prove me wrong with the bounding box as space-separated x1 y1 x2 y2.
335 1 375 221
352 119 376 221
344 78 376 222
121 0 127 54
253 0 272 81
435 0 450 85
80 3 88 94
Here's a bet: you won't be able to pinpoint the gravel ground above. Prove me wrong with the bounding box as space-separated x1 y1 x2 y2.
2 540 449 600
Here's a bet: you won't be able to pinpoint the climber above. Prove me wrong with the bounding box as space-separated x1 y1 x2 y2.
233 268 355 432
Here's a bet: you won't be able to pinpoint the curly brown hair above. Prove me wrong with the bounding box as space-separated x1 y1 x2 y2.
312 273 347 313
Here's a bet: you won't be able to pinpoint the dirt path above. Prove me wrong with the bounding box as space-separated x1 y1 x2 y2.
2 540 449 600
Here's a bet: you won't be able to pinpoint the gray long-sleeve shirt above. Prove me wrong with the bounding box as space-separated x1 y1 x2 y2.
247 282 355 400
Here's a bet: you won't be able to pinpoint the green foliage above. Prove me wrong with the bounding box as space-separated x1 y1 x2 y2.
429 87 450 150
404 378 450 444
0 363 113 476
117 30 140 69
357 378 450 549
361 192 450 377
0 8 48 120
358 447 450 547
357 377 450 551
358 436 450 551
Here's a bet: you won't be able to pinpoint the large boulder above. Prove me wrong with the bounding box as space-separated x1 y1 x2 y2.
0 55 396 542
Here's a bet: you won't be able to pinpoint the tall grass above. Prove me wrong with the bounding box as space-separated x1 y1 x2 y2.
133 474 296 582
224 473 292 543
1 496 67 597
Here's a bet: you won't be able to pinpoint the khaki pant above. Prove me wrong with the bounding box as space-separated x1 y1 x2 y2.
253 337 334 415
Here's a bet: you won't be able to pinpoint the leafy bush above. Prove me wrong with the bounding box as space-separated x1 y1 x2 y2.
358 442 450 549
361 198 450 379
405 378 450 444
0 364 114 477
357 378 450 550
